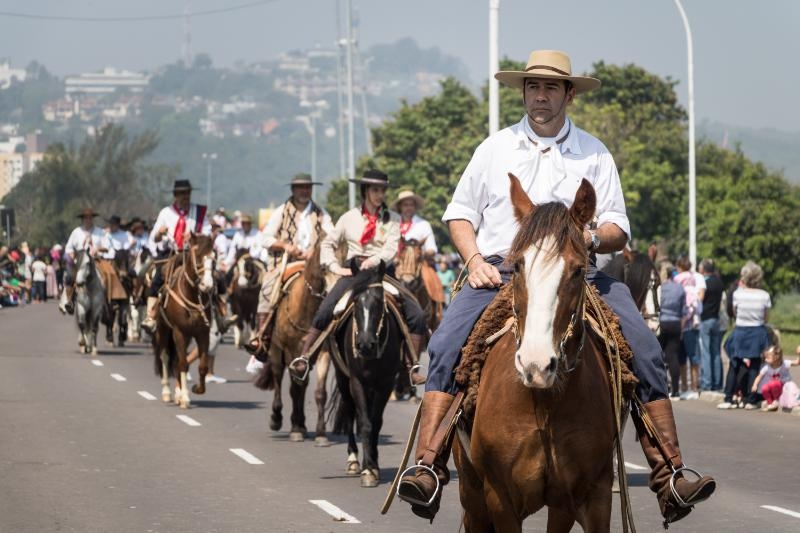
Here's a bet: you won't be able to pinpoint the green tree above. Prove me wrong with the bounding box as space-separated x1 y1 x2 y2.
2 124 176 245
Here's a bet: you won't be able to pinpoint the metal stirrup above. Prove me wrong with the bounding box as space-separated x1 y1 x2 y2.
409 364 426 385
288 356 311 382
397 463 440 507
668 466 704 508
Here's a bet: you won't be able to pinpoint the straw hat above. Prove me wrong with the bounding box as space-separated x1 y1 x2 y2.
240 214 253 224
349 169 390 187
392 190 424 211
495 50 600 94
76 208 100 219
289 173 323 186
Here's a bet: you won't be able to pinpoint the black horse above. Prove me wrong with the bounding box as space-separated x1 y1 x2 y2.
331 261 403 488
601 247 660 321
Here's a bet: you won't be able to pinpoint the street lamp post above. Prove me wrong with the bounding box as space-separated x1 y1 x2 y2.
673 0 696 269
299 100 328 201
202 152 217 209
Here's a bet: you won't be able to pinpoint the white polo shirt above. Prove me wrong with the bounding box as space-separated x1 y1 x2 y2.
102 229 132 259
443 116 630 258
65 226 107 257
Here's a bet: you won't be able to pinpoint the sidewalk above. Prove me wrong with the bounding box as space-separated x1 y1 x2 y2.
693 388 800 417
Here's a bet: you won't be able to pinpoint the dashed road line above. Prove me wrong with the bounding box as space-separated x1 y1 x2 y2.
137 391 157 401
761 505 800 519
176 414 201 427
309 500 361 524
110 373 127 382
90 359 104 366
229 448 264 465
624 461 648 471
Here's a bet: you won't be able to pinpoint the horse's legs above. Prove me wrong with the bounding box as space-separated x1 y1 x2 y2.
349 377 379 487
173 330 191 408
89 313 99 356
574 476 613 533
455 439 493 533
288 378 308 441
314 351 331 447
268 347 283 431
117 301 128 346
484 484 522 533
191 332 210 395
546 508 576 533
160 345 171 403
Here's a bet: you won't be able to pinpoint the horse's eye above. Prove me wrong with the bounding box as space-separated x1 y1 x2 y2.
514 262 521 273
572 267 584 279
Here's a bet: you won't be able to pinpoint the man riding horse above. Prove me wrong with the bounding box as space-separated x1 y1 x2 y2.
58 208 108 315
246 173 333 357
140 179 237 335
397 50 715 526
288 169 427 385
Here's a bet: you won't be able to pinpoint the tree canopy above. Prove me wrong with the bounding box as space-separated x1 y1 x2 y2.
327 59 800 294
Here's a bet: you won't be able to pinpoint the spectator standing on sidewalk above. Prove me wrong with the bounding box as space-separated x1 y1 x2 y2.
30 253 47 303
658 262 687 400
674 255 701 399
698 259 724 392
718 261 771 410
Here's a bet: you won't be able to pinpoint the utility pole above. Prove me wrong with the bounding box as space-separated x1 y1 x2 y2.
674 0 696 268
335 0 346 182
182 1 193 66
489 0 500 135
202 152 217 209
345 0 356 209
352 8 373 156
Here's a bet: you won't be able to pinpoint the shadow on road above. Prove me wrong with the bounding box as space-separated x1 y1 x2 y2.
191 400 264 410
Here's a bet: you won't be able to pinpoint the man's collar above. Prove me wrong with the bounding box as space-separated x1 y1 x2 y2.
514 116 582 155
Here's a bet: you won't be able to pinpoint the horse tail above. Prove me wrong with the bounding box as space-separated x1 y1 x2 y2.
152 331 178 378
330 385 352 435
253 361 275 390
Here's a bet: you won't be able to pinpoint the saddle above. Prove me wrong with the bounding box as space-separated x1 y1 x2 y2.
95 259 128 302
454 283 638 424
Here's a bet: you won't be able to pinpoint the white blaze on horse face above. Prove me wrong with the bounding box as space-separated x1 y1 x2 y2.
75 253 89 286
199 255 214 293
515 236 564 389
237 258 248 287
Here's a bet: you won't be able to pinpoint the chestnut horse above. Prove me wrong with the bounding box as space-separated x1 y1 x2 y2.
453 176 620 532
152 234 216 408
254 241 332 445
395 239 443 333
229 251 262 348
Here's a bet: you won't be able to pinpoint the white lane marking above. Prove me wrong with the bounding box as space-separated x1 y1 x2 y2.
762 505 800 519
624 462 648 471
110 373 127 382
137 391 157 401
309 500 361 524
176 415 201 427
91 360 104 367
229 448 265 465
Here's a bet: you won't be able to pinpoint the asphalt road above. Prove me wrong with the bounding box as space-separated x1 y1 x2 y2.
1 301 799 532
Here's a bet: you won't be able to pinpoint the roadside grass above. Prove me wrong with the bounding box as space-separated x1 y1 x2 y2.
771 292 800 353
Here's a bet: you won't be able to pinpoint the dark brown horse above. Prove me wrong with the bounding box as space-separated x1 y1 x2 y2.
453 176 619 532
254 241 331 445
395 239 443 333
602 247 660 329
229 250 262 348
152 234 216 408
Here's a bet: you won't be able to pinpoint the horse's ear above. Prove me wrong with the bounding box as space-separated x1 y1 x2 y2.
349 257 360 274
377 260 386 276
508 173 535 222
569 179 596 227
647 243 658 262
622 247 634 263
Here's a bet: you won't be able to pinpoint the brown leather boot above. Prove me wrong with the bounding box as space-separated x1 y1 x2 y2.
288 327 323 383
408 333 427 385
397 391 456 521
632 398 716 527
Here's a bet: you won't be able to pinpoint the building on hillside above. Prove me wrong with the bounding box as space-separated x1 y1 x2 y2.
0 136 25 154
42 97 78 122
0 60 26 89
0 152 44 198
65 67 149 94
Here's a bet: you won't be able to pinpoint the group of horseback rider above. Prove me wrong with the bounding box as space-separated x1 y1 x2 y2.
54 47 718 528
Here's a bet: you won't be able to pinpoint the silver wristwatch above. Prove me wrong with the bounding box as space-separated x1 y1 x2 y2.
589 230 600 251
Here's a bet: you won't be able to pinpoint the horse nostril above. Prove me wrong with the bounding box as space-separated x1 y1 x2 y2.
548 357 558 373
516 352 522 365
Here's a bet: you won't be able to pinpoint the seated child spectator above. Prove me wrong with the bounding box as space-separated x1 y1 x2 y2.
751 344 800 411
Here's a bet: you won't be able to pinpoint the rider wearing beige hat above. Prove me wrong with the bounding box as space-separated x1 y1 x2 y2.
398 50 715 526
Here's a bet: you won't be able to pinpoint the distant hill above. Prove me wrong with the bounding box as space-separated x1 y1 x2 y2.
698 120 800 184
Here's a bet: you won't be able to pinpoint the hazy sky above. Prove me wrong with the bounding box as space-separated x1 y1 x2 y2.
1 0 798 131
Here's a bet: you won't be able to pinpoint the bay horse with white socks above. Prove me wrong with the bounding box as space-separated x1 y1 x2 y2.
453 176 620 532
254 240 332 445
152 234 216 408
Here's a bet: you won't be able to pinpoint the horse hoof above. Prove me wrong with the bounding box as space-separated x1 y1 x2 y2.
389 391 398 401
314 436 331 447
289 431 305 442
269 418 282 432
360 469 379 488
408 394 420 404
179 399 190 409
91 347 98 356
191 385 205 395
346 461 360 476
162 393 171 403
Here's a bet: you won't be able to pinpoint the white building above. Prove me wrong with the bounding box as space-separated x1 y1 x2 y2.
0 153 44 198
65 67 149 94
0 61 26 89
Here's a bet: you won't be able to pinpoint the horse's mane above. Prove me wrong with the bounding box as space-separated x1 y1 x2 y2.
602 254 626 282
396 244 418 278
507 202 584 265
626 252 658 295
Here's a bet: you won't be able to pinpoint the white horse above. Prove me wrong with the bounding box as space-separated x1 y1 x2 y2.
74 248 106 355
